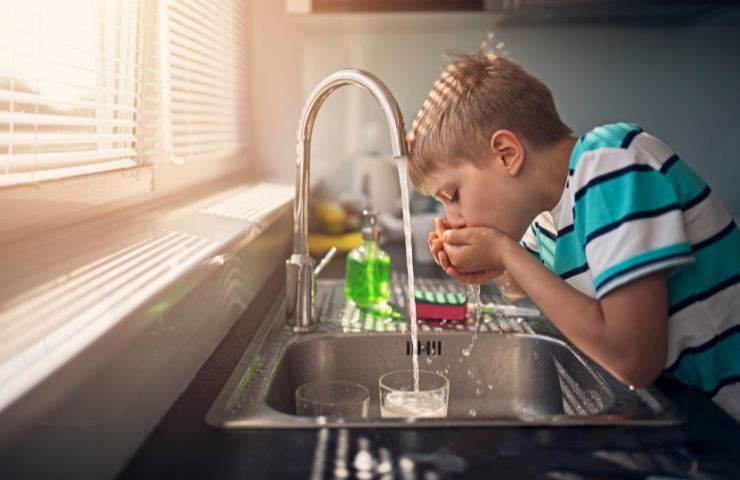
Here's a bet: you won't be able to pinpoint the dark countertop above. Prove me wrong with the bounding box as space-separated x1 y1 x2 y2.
120 244 740 479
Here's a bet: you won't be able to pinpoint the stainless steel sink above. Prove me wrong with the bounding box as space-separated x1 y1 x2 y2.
265 332 612 418
206 277 683 428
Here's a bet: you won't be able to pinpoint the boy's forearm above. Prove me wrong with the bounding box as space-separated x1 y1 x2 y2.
498 240 656 386
500 240 605 346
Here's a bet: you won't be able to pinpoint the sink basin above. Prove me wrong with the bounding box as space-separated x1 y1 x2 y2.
266 333 611 419
206 278 683 428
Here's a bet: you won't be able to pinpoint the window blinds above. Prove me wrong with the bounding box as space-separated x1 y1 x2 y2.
0 0 145 187
0 0 249 188
161 0 248 164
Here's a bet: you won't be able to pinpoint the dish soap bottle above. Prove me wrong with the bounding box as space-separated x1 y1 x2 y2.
345 210 391 308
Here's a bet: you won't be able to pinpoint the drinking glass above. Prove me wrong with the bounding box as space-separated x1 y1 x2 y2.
379 370 449 418
295 380 370 418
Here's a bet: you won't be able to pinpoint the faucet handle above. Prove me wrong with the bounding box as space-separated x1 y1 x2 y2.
285 253 315 332
314 247 337 277
285 247 336 332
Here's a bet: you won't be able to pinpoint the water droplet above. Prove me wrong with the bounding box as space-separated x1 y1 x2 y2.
425 357 433 365
468 408 477 417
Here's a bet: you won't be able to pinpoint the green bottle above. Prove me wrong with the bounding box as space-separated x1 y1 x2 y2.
345 210 391 308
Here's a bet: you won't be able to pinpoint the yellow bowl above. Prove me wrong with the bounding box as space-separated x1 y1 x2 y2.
308 231 362 255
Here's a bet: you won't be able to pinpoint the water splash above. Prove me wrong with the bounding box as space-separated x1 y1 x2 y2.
396 157 420 391
461 284 482 357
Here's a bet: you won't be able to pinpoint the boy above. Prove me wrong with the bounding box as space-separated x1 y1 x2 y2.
408 48 740 420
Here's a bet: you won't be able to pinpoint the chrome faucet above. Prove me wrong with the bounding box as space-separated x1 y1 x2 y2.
286 69 408 332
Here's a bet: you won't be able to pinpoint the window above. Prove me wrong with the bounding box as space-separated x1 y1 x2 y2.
0 0 145 187
160 0 248 164
0 0 249 204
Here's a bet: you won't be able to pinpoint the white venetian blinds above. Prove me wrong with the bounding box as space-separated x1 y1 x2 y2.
0 0 249 188
161 0 248 164
0 0 145 187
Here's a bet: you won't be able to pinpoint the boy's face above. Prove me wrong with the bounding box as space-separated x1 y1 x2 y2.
423 159 534 241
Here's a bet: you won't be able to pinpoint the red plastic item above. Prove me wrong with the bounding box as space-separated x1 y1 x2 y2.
415 299 468 322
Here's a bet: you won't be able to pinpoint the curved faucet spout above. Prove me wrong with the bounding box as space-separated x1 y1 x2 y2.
286 69 408 331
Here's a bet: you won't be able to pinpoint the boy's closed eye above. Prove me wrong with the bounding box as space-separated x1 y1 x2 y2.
437 190 459 204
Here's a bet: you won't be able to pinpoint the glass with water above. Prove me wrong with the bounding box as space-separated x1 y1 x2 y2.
379 370 449 418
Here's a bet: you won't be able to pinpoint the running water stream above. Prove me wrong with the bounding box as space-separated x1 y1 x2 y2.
396 158 485 392
462 284 482 357
395 157 420 391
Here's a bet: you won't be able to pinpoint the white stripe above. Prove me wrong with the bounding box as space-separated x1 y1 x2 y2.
712 383 740 422
596 255 694 298
666 281 740 367
563 269 596 297
684 193 734 246
571 148 641 194
585 209 691 282
555 201 574 230
535 211 557 235
520 219 540 254
628 132 675 170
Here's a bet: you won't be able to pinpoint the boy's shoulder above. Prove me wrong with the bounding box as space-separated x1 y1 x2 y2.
570 122 644 171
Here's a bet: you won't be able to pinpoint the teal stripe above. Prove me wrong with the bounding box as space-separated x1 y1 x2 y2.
662 157 708 207
553 230 587 277
574 169 680 243
594 242 693 290
570 122 643 171
669 331 740 394
668 227 740 309
537 229 556 271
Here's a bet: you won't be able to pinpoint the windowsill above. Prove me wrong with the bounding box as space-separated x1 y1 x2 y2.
0 178 293 418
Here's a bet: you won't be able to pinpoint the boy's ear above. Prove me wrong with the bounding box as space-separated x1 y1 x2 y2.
489 129 525 176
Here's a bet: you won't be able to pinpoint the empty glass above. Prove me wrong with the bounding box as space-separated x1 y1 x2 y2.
379 370 449 418
295 380 370 418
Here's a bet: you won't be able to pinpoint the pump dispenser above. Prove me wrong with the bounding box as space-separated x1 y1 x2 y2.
345 210 391 307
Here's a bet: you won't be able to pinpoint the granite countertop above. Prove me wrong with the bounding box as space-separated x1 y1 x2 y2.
120 244 740 479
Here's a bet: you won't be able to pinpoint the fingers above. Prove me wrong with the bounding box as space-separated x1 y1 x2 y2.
441 228 468 245
428 235 443 267
427 231 437 254
446 266 499 285
434 217 445 238
445 265 483 285
437 248 451 270
441 242 460 267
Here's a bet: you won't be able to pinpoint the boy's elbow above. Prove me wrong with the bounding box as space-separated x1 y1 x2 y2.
610 351 665 389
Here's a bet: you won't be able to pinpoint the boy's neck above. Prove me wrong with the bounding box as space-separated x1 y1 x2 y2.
537 135 577 212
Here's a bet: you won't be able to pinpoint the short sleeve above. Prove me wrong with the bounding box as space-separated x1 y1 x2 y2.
519 222 541 261
572 149 695 298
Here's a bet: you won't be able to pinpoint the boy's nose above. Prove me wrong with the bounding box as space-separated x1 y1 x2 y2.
444 209 466 229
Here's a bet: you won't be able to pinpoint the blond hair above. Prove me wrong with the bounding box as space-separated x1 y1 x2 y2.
407 38 572 187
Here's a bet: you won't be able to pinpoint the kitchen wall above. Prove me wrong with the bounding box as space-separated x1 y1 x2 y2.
250 3 740 216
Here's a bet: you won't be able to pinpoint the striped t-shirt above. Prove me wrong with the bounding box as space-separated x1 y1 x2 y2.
520 122 740 421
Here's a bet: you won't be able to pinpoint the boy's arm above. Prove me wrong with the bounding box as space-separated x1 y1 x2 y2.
500 239 668 388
